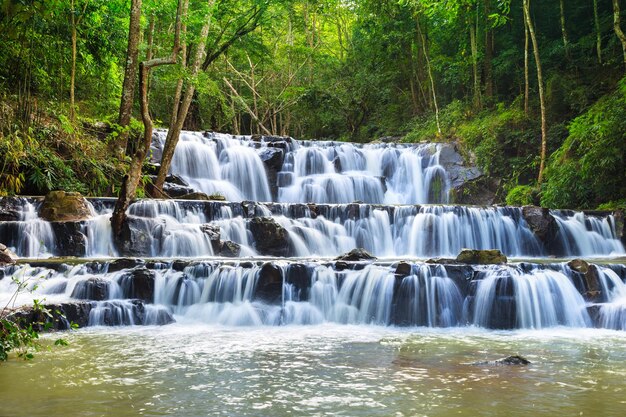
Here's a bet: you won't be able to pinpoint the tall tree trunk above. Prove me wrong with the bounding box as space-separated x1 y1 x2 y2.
613 0 626 68
523 0 548 184
69 0 90 123
417 18 441 135
111 0 183 240
559 0 570 58
594 0 602 64
524 16 530 116
484 0 494 98
114 0 142 157
470 20 481 110
155 5 214 193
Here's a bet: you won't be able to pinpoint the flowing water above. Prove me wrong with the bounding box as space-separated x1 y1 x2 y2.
1 325 625 416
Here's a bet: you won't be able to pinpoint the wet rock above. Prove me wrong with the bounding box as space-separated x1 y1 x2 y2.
179 192 211 201
472 355 531 366
200 224 222 253
255 263 283 303
522 206 558 248
172 260 190 271
450 177 500 206
0 196 25 221
7 301 95 331
165 174 189 187
0 243 18 265
163 183 195 198
456 249 507 265
336 248 377 262
258 147 284 200
39 191 93 222
426 258 458 265
71 278 110 301
114 216 154 257
285 263 310 300
107 258 145 273
333 156 342 173
219 240 241 257
395 262 412 277
50 221 87 257
119 268 155 303
249 217 291 257
568 259 602 302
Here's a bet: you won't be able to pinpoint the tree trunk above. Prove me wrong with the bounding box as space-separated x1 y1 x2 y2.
154 7 213 193
613 0 626 68
594 0 602 64
111 0 183 240
417 18 441 135
470 20 481 110
484 0 494 98
524 16 530 116
70 20 77 123
559 0 570 58
114 0 142 157
523 0 548 184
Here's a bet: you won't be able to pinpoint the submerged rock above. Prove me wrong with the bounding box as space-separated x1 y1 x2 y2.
472 355 531 366
0 243 18 265
336 248 377 262
39 191 93 222
249 217 291 257
456 249 507 265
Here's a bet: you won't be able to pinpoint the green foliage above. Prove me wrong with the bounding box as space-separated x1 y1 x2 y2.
505 185 534 206
541 78 626 209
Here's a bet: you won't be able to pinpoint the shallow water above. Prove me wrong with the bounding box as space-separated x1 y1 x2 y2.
1 325 625 416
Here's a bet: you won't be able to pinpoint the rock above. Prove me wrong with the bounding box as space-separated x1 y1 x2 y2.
165 174 189 187
107 258 145 273
119 267 155 303
113 216 154 257
8 301 95 331
39 191 93 222
220 241 241 257
163 183 195 198
258 147 285 200
255 263 283 303
50 221 87 257
71 278 110 301
179 192 211 201
426 258 458 265
472 355 531 366
0 243 18 265
249 217 291 257
568 259 602 302
395 262 412 277
336 248 377 262
522 206 558 248
200 224 222 253
208 193 226 201
333 156 342 173
450 177 500 206
0 197 25 221
456 249 507 265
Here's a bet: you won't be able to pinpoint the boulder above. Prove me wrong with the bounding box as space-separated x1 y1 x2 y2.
336 248 377 262
249 217 291 257
0 197 25 221
568 259 602 302
119 267 155 303
219 241 241 257
522 206 558 248
0 243 18 265
50 221 87 257
394 261 412 277
71 277 110 301
107 258 145 273
450 177 500 206
39 191 93 222
456 249 507 265
163 183 195 198
113 216 154 257
179 192 211 201
258 147 285 200
255 263 283 303
7 301 95 331
200 224 222 253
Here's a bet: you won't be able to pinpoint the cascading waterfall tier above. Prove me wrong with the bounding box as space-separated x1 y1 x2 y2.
151 130 455 204
0 197 623 259
2 259 625 331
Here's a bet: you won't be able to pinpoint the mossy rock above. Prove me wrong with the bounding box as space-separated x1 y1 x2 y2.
455 249 507 265
39 191 93 222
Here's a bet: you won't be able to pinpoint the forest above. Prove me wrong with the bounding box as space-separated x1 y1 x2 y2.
0 0 625 209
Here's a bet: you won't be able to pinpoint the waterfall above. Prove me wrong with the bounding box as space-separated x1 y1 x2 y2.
0 199 55 257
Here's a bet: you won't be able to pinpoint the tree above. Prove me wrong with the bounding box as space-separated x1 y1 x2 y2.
523 0 547 184
69 0 91 122
114 0 143 157
111 0 184 239
613 0 626 68
153 0 269 194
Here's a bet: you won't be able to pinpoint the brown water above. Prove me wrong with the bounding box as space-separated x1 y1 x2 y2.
1 325 625 416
